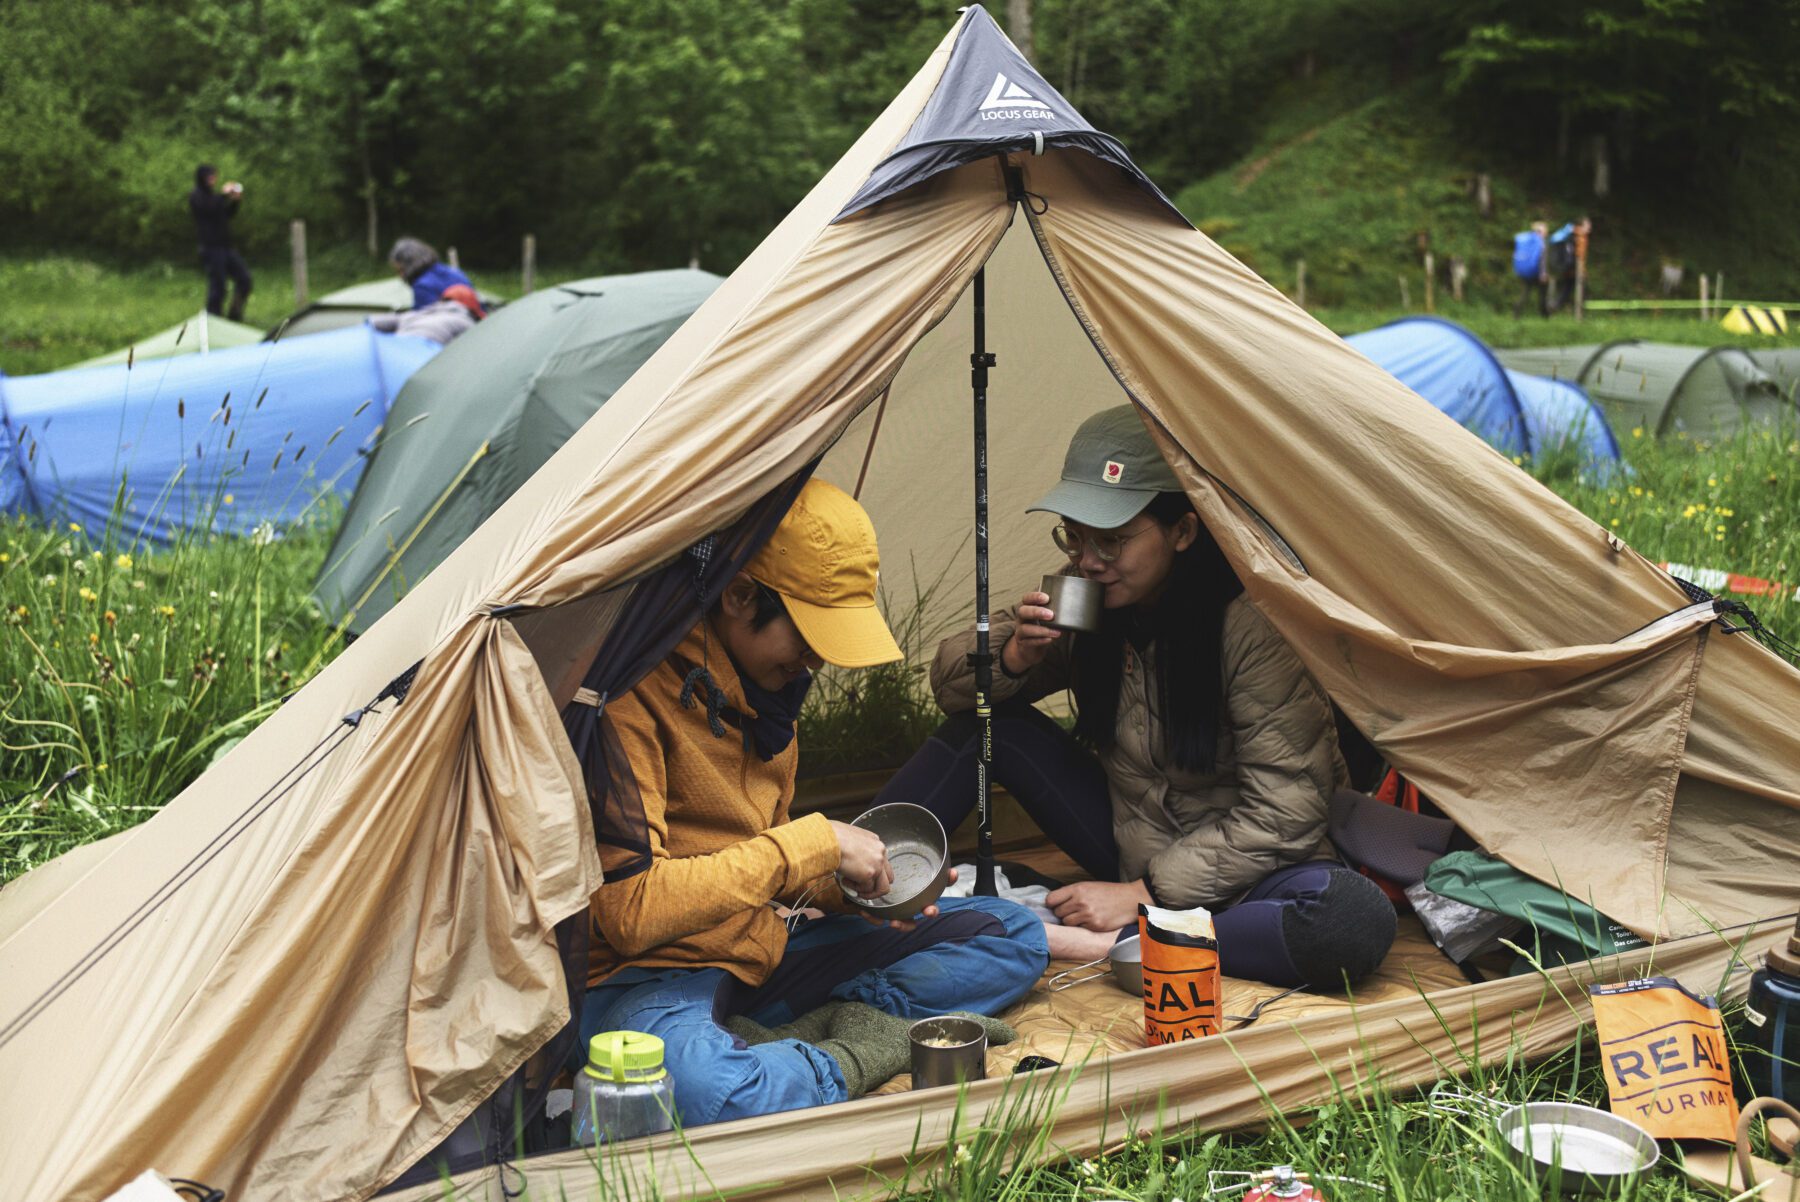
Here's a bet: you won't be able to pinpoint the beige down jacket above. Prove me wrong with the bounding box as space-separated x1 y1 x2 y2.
931 588 1344 909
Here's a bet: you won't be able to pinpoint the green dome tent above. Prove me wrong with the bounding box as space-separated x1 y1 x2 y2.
73 309 264 368
1495 340 1788 439
314 269 721 633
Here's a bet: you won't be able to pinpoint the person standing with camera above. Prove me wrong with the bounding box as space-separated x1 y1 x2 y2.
188 163 253 322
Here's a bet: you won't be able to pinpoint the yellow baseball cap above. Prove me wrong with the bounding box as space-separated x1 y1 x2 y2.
744 479 902 669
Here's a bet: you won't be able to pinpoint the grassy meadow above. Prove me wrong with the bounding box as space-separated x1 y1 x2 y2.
1 260 1793 1200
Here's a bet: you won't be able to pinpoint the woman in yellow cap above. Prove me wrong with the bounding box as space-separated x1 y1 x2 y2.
581 478 1046 1126
889 407 1395 992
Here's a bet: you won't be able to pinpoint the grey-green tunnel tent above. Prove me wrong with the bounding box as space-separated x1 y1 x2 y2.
1754 347 1800 400
1494 340 1790 439
314 270 721 632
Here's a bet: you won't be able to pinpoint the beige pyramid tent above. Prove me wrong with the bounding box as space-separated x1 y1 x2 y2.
1 10 1795 1200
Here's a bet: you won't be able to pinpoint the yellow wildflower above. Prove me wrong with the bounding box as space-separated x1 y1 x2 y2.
1629 486 1644 497
1631 427 1645 439
87 632 99 645
157 604 176 618
1717 506 1734 517
1716 524 1727 533
1716 534 1726 541
67 522 81 532
12 605 27 618
1682 506 1697 518
1609 518 1620 528
78 587 98 603
115 553 133 570
1511 456 1524 466
223 493 235 505
96 763 108 773
0 553 8 564
1708 477 1718 487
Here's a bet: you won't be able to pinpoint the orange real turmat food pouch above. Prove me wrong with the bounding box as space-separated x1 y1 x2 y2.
1139 904 1221 1045
1591 976 1738 1139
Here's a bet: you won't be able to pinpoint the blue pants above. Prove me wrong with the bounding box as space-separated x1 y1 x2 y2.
578 895 1048 1126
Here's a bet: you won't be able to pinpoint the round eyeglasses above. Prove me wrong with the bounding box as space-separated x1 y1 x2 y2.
1051 523 1153 564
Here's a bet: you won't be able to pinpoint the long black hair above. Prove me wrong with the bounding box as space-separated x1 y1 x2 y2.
1069 492 1244 773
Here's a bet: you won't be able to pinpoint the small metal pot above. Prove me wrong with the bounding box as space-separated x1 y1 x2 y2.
1041 574 1104 633
1049 934 1143 995
1430 1083 1660 1196
840 803 950 920
909 1015 987 1088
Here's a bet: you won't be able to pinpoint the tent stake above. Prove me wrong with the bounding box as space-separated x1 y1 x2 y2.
970 267 998 897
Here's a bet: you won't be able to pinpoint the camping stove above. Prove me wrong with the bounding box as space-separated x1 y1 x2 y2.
1245 1168 1322 1202
1208 1165 1383 1202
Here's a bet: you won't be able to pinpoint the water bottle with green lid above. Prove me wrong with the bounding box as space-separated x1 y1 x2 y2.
573 1030 676 1145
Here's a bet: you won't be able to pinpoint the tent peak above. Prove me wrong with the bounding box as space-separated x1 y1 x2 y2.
837 6 1179 220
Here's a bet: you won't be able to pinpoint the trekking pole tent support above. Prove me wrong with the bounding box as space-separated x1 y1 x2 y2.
969 267 999 898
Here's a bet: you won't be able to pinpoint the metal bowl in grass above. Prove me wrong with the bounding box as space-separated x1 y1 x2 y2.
840 803 950 920
1431 1084 1660 1196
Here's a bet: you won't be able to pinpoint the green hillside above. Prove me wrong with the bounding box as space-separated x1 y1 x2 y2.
1173 71 1800 317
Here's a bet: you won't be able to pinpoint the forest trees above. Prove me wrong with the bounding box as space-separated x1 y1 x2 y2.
1 0 1794 270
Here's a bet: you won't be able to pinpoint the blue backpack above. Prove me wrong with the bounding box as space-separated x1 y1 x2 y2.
1512 230 1544 280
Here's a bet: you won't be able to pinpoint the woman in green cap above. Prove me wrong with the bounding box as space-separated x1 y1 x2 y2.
879 405 1396 991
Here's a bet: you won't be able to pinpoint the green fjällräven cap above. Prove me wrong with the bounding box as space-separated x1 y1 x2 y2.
1026 405 1182 529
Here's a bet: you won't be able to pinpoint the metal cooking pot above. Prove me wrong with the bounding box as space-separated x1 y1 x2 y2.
1430 1083 1660 1196
839 802 950 921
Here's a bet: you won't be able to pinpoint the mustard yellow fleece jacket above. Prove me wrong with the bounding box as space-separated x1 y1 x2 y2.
587 621 843 987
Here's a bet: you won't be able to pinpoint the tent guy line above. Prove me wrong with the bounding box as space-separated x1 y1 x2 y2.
0 660 421 1054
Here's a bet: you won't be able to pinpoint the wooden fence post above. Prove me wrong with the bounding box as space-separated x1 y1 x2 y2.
522 234 537 295
1475 173 1491 217
1295 259 1307 309
1714 274 1724 314
290 219 308 309
1398 275 1410 310
1699 274 1709 323
1449 257 1467 303
447 246 460 270
1423 252 1435 313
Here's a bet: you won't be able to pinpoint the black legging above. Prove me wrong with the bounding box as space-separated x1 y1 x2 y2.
877 703 1119 881
876 704 1397 989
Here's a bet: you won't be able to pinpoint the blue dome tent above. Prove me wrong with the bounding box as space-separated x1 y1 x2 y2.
0 325 438 542
1346 316 1621 474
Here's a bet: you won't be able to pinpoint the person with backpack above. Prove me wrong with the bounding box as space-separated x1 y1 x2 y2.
1512 221 1549 318
882 406 1397 992
387 237 474 309
1545 218 1589 315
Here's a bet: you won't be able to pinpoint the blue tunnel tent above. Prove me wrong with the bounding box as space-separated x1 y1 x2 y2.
1346 316 1621 473
0 324 439 541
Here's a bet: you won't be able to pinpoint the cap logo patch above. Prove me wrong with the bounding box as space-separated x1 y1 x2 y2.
1101 460 1125 485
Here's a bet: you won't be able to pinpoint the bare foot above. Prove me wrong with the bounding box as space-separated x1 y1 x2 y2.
1044 921 1119 963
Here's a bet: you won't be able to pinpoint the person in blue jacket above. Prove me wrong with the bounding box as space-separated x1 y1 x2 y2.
1511 221 1549 318
387 237 474 309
